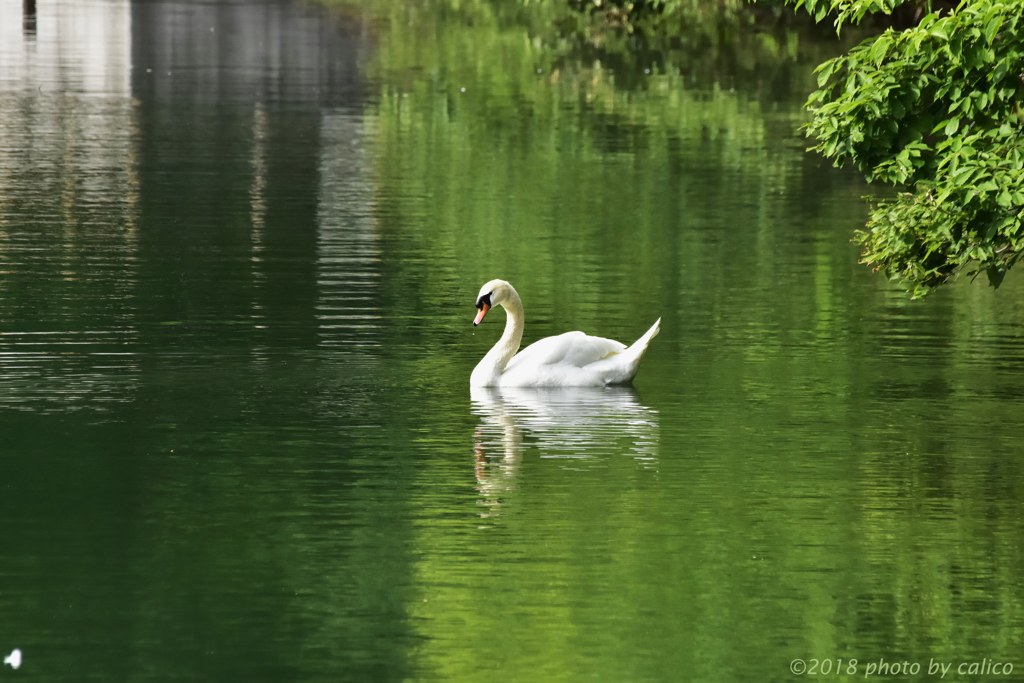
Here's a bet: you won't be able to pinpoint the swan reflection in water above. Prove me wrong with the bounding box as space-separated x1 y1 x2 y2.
471 386 659 518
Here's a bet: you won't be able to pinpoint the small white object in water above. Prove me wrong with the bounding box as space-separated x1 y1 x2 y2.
461 88 465 92
4 649 21 669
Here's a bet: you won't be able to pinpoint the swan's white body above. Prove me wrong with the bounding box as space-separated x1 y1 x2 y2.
470 280 660 388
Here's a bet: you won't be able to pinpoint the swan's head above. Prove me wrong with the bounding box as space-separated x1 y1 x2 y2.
473 279 513 326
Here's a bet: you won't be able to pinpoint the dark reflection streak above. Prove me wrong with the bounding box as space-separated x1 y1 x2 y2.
22 0 36 36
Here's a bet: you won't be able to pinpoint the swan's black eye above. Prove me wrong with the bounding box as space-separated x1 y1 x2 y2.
476 292 492 310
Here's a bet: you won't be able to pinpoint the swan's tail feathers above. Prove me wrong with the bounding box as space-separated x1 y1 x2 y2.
600 318 660 385
627 317 660 358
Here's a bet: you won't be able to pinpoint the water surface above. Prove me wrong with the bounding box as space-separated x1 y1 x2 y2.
1 0 1023 680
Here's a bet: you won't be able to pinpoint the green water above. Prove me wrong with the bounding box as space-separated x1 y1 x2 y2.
1 0 1023 681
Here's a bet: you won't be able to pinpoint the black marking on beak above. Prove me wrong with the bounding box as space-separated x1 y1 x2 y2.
473 292 492 326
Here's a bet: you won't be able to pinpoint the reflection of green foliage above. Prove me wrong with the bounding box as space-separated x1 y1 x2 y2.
322 0 869 359
564 0 792 48
787 0 1024 297
565 0 752 33
343 0 841 90
357 1 841 356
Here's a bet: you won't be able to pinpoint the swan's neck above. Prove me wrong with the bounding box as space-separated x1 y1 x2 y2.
496 289 525 364
472 289 524 385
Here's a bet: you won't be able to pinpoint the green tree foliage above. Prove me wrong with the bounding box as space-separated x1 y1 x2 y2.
788 0 1024 296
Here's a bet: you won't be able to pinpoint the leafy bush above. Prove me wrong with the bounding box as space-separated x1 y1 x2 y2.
791 0 1024 296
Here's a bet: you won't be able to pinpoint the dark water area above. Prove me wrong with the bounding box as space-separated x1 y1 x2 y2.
1 0 1023 681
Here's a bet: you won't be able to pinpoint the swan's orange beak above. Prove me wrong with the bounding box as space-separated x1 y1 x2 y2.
473 302 490 326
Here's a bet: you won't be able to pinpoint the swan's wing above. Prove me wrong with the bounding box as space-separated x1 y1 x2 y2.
505 332 626 373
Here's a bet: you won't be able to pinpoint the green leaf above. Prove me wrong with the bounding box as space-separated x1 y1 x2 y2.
952 167 975 186
984 14 1004 44
870 35 891 66
945 118 960 136
816 60 836 87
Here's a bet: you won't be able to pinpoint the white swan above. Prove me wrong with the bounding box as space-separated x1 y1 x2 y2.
470 279 660 387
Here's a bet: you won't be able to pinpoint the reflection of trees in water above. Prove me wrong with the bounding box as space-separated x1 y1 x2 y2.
361 0 870 362
471 386 659 517
0 0 139 413
0 0 378 409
